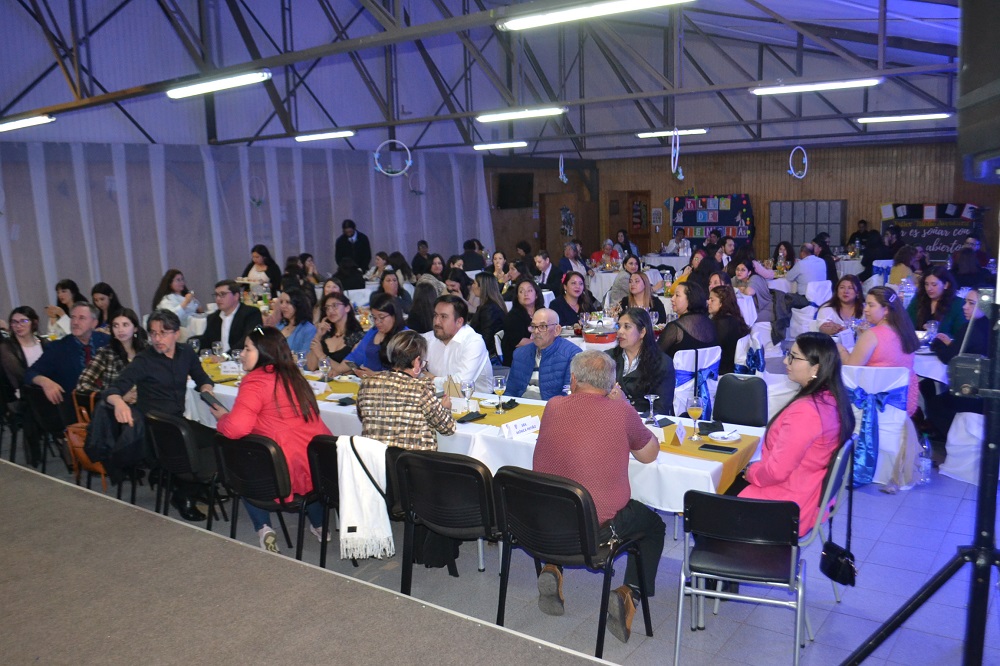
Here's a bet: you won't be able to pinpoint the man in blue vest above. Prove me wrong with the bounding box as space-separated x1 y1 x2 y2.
505 308 581 400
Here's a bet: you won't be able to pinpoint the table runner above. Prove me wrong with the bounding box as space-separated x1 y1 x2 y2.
659 425 759 493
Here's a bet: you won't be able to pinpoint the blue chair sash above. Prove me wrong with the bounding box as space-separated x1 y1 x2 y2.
675 361 720 420
850 385 909 486
872 265 891 283
734 347 765 375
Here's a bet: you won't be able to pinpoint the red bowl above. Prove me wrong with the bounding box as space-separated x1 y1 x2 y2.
583 331 617 344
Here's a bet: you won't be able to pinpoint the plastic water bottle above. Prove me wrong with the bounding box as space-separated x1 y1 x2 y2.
918 434 933 485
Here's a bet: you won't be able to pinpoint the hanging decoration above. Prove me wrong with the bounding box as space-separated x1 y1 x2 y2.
788 145 808 179
407 170 424 195
373 139 413 177
670 128 684 181
558 154 568 184
248 175 266 208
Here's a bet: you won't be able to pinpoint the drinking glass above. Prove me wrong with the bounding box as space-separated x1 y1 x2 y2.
318 357 332 381
649 311 659 326
924 320 939 340
212 342 224 358
296 351 308 371
230 349 244 385
189 338 200 355
199 349 211 364
461 380 474 411
644 394 659 424
493 375 507 415
563 384 572 396
686 395 704 441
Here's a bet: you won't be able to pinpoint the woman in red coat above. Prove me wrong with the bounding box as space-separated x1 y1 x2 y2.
727 332 855 536
212 326 331 553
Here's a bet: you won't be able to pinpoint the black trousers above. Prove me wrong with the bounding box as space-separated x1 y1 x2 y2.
600 500 666 597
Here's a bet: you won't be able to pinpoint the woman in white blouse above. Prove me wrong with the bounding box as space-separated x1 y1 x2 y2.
150 269 201 327
815 275 864 335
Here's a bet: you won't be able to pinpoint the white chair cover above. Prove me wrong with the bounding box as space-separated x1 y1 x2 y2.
736 293 757 327
863 260 894 293
842 366 915 486
673 346 722 419
940 412 985 485
733 332 765 375
345 288 373 307
788 280 832 339
751 321 783 358
494 329 504 364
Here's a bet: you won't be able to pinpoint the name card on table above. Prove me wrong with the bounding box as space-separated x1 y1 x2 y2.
500 416 540 440
219 361 241 375
307 380 329 395
668 422 687 448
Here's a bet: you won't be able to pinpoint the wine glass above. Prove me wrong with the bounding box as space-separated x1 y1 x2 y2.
199 349 211 364
924 320 939 341
563 384 572 396
649 311 659 326
493 375 507 415
644 394 659 424
686 395 704 441
230 349 244 385
189 338 200 355
212 341 224 359
318 357 332 381
461 380 474 411
296 351 307 372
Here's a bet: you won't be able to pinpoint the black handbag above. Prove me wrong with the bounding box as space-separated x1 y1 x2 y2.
819 448 857 586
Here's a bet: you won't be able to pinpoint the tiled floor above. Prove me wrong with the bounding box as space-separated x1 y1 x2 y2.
4 430 999 665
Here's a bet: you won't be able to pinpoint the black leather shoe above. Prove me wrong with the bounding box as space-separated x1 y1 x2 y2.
171 495 206 522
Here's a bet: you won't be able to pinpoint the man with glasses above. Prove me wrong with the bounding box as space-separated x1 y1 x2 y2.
196 280 263 353
505 308 581 400
105 309 217 521
421 295 492 393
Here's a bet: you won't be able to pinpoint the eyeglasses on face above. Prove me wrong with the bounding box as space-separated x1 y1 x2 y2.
784 350 807 363
10 318 31 326
528 323 556 332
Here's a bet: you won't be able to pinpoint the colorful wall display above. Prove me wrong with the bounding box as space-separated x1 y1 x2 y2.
669 194 755 244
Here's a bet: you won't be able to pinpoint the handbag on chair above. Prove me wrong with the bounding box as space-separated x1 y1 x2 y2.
819 452 857 586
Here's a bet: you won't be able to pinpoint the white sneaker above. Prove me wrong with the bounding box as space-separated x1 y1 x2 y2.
258 526 279 553
309 524 331 543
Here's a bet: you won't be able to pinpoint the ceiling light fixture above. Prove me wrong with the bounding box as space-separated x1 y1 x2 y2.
473 141 528 151
498 0 695 31
0 114 55 133
856 112 952 124
750 78 882 96
295 129 356 142
636 128 709 138
476 107 566 123
166 70 272 99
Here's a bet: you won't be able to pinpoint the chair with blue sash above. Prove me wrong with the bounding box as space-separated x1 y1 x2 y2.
788 280 832 340
862 260 893 294
841 366 914 487
673 346 722 421
734 333 766 376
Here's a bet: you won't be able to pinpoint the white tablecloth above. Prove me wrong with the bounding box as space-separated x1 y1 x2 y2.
767 278 792 294
837 260 864 278
186 386 762 513
345 282 381 307
642 255 689 273
914 351 948 384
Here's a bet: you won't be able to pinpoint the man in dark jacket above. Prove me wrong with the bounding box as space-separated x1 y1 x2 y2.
334 219 372 270
197 280 263 353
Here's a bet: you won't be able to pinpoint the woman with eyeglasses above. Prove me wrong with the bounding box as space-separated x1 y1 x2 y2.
0 307 48 466
839 286 920 416
331 292 406 378
307 293 365 370
501 278 544 367
210 326 331 553
727 333 855 536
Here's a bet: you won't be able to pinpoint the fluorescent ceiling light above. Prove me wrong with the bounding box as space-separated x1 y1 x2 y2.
637 128 709 138
856 113 952 124
750 78 882 96
0 114 55 133
166 70 272 99
498 0 695 31
477 107 566 123
295 129 356 142
473 141 528 151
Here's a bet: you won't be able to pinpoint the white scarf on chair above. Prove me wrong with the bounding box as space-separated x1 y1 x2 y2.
336 435 395 560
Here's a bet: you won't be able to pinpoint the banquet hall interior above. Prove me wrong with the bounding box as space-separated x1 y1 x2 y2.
2 1 1000 664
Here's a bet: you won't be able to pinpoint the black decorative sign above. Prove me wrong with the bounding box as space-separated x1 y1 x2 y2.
880 203 979 262
669 194 754 246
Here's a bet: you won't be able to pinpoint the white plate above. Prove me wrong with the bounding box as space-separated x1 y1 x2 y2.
332 374 362 384
708 431 741 443
324 393 354 402
479 398 499 408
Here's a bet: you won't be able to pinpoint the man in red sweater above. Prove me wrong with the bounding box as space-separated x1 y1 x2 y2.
532 351 664 643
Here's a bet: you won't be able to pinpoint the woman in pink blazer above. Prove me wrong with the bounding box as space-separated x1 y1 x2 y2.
728 332 855 535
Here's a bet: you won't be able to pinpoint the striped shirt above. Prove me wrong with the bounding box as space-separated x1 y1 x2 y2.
357 370 456 450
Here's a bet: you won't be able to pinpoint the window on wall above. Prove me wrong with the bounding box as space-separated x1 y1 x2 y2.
768 200 846 253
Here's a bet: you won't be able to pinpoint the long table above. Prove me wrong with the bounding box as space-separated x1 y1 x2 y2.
187 370 763 514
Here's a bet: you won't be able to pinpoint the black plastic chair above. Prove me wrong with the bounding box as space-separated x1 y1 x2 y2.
215 433 317 560
21 383 71 474
0 368 22 464
146 412 227 530
306 435 341 569
712 374 768 427
675 491 804 666
395 450 499 595
493 466 653 659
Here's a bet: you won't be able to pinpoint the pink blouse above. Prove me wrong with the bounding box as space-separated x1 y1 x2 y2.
864 324 918 416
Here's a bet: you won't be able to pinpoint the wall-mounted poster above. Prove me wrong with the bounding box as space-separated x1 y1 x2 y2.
880 202 980 262
669 194 754 247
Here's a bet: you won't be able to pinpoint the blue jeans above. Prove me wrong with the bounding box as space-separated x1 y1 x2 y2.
243 499 325 532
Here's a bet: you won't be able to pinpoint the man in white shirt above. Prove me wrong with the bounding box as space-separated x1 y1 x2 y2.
664 227 690 255
534 251 565 297
783 243 827 294
422 294 492 393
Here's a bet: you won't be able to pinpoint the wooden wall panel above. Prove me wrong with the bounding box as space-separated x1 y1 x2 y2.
595 143 1000 260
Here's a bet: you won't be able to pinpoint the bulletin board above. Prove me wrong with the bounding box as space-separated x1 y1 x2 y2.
669 194 754 246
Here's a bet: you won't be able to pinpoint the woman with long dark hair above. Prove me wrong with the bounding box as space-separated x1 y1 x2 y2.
550 270 596 326
334 292 406 377
816 275 864 336
729 332 854 536
490 251 509 284
91 282 124 332
614 228 639 258
44 279 86 337
76 308 148 393
375 268 413 314
242 244 282 297
501 278 544 366
907 266 963 339
444 268 471 301
332 256 366 291
469 273 507 363
606 307 674 415
307 292 364 369
0 306 47 466
364 251 393 282
407 282 439 334
263 288 316 357
708 286 751 375
608 254 642 305
388 251 415 284
151 269 201 327
299 253 323 285
668 248 706 296
658 281 718 356
840 286 920 416
211 326 331 552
